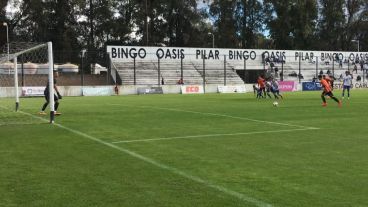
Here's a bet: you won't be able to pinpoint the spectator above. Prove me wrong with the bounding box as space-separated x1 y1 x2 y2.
360 61 364 71
114 84 119 95
357 75 361 81
161 77 165 85
353 64 358 74
177 78 184 85
312 76 317 82
270 62 275 68
319 69 324 75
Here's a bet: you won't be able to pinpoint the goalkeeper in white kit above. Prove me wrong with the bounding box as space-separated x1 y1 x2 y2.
39 70 62 115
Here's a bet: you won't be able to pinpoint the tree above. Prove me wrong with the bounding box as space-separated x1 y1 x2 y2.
341 0 367 51
235 0 264 49
289 0 318 49
317 0 346 50
264 0 318 50
0 0 7 47
210 0 239 48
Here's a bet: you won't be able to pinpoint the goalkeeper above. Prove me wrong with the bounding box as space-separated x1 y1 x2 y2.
39 70 62 115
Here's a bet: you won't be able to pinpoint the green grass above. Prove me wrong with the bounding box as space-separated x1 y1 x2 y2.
0 90 368 207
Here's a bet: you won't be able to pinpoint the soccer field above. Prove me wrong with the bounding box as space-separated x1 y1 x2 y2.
0 91 367 207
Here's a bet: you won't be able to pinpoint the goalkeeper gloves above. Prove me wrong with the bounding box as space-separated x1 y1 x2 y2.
57 92 62 99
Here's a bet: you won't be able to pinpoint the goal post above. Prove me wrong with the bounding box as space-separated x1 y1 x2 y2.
4 42 55 123
47 42 55 123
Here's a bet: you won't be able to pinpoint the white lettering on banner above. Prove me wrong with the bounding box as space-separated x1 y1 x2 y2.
83 87 114 96
355 82 368 88
21 87 44 97
218 85 246 93
181 85 204 94
107 46 367 64
333 81 368 89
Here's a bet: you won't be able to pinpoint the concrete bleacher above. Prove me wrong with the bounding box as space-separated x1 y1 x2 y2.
113 59 245 85
280 59 366 82
191 60 244 84
154 60 203 85
113 61 159 85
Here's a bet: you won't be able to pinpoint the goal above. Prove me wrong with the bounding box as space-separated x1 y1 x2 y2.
0 42 56 123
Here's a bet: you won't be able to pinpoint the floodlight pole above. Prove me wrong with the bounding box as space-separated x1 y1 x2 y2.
352 39 360 52
208 32 214 48
81 49 86 90
3 22 9 61
145 0 149 45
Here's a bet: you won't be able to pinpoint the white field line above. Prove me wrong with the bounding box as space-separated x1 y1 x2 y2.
1 107 272 207
112 128 319 144
108 104 319 130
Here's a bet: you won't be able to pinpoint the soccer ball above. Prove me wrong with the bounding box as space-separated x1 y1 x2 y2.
273 101 279 107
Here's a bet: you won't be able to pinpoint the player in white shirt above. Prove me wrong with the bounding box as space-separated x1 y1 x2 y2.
342 71 353 99
270 78 283 99
265 80 273 99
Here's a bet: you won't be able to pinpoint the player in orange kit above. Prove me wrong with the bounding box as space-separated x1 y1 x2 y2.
318 75 341 107
323 74 334 90
257 75 266 98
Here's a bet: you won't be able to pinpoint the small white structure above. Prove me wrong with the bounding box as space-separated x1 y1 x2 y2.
0 62 14 74
37 64 50 74
92 63 107 74
20 62 38 74
58 63 79 73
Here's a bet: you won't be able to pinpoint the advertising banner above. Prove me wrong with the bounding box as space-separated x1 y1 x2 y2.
21 87 44 97
333 81 368 90
279 81 297 92
303 81 368 91
137 87 163 95
302 82 322 91
181 85 204 94
217 85 246 93
107 45 368 63
82 87 113 96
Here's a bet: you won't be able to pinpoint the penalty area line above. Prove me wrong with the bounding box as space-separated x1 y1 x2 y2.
112 128 320 144
4 107 273 207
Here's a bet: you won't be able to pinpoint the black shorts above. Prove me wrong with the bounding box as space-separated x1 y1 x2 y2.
322 91 334 97
44 92 59 102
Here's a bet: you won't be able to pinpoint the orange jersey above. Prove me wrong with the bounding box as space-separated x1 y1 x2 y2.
257 77 265 88
325 76 333 84
321 79 332 92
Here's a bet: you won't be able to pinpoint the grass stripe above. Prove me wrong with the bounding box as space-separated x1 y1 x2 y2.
112 128 319 144
1 106 273 207
109 104 317 129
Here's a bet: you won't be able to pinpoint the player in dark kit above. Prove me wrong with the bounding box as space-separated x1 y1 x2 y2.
39 70 62 115
318 75 341 107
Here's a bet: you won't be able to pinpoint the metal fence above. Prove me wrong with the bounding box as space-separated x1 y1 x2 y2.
110 53 368 86
1 49 367 87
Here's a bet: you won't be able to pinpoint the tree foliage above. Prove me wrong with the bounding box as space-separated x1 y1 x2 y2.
1 0 367 64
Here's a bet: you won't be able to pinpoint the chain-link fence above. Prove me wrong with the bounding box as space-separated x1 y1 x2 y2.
110 52 368 86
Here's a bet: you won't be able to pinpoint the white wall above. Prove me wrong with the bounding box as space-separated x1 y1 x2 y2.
1 82 367 98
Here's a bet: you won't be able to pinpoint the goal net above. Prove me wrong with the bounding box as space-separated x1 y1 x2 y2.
0 42 56 123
